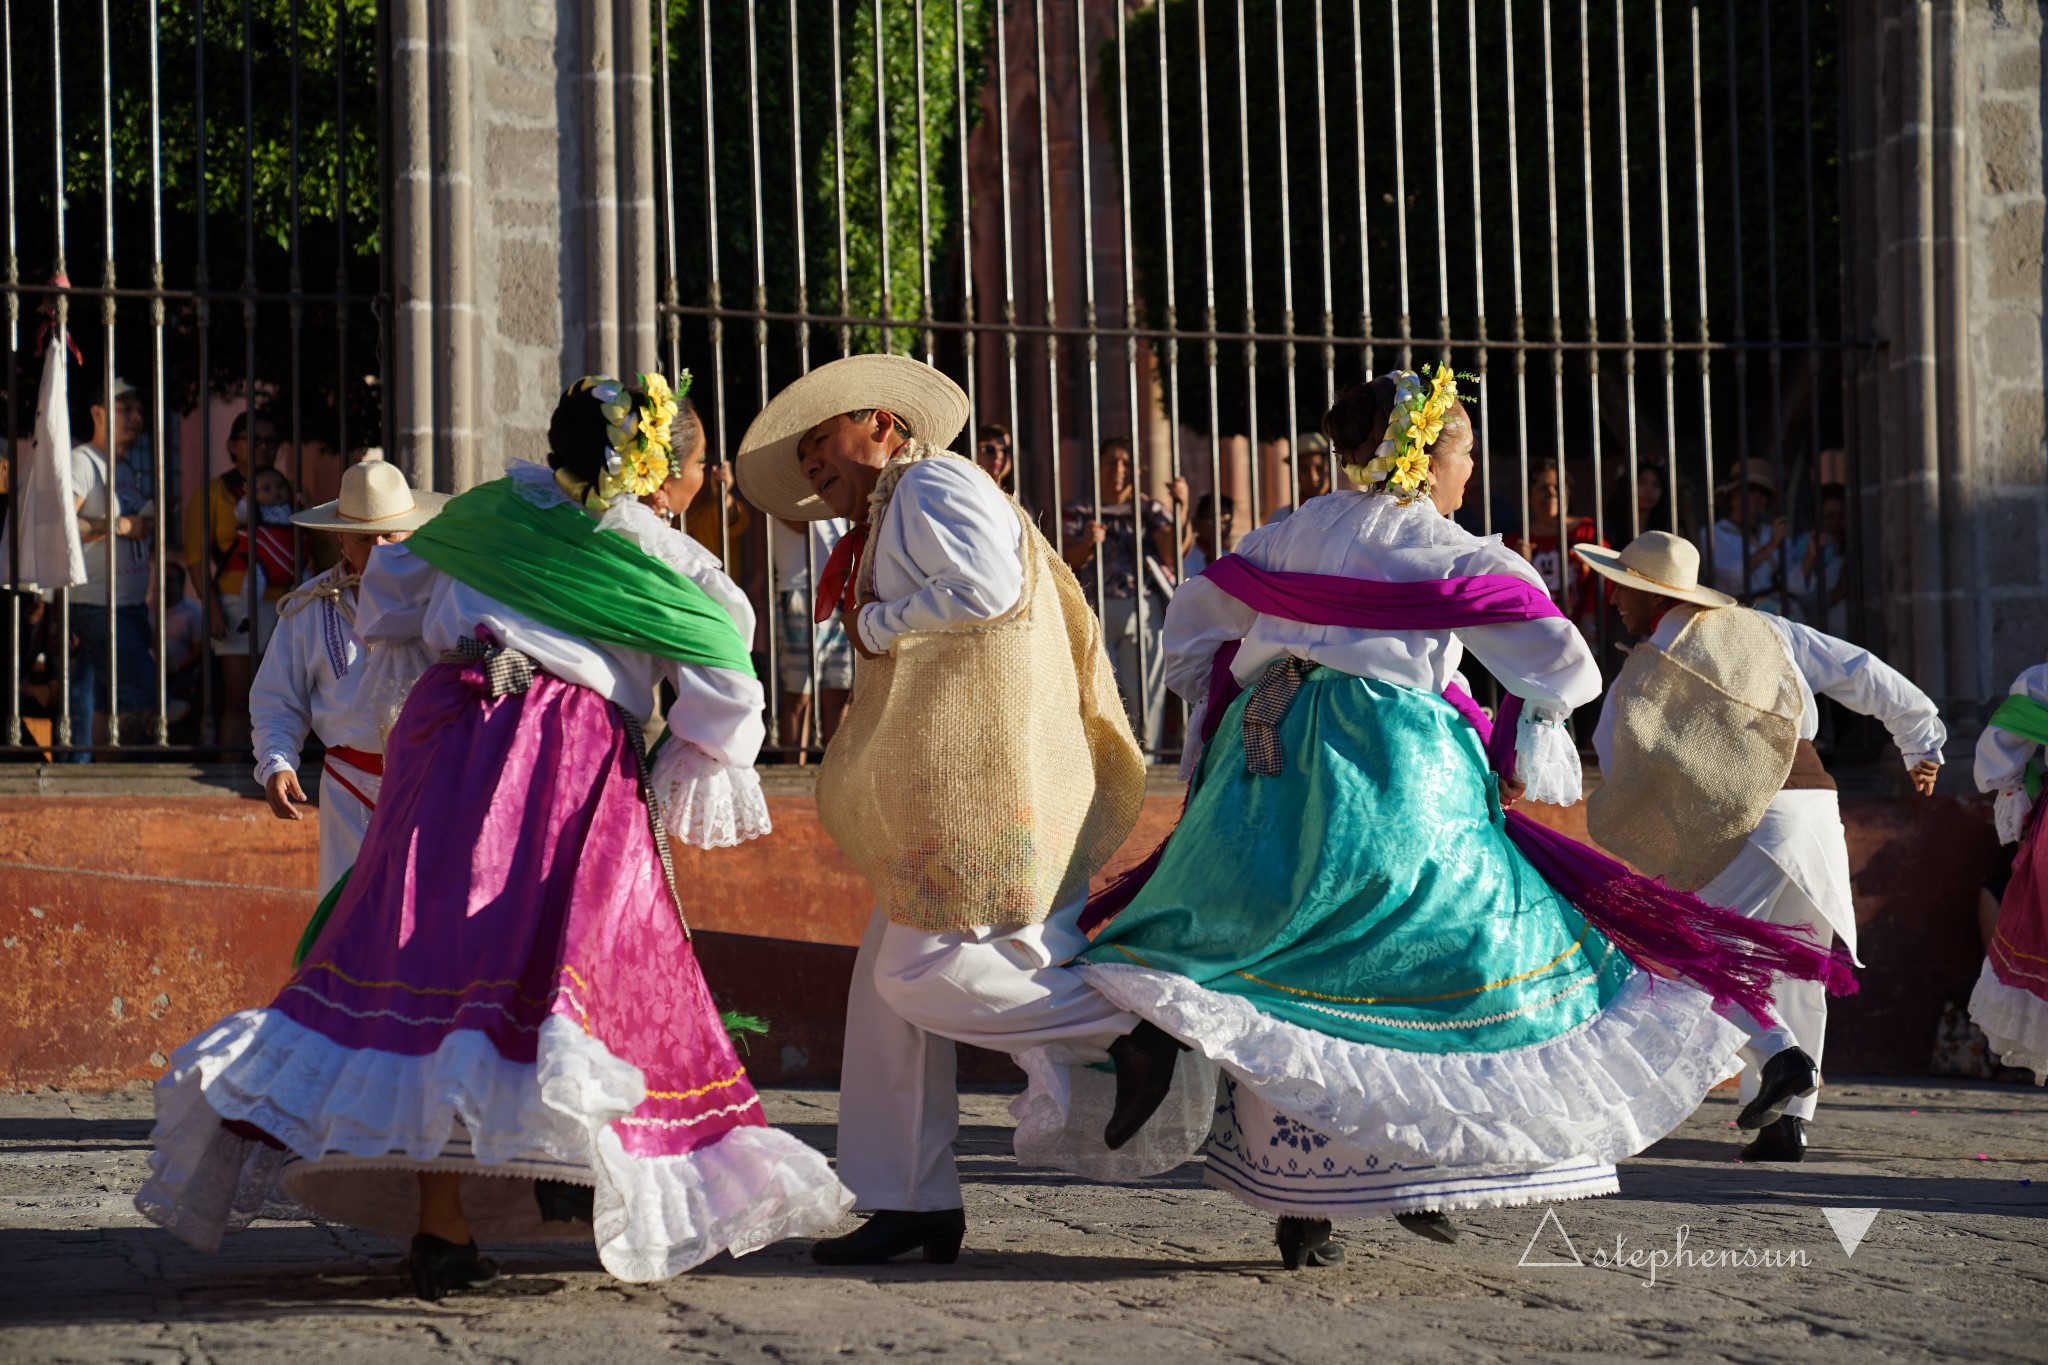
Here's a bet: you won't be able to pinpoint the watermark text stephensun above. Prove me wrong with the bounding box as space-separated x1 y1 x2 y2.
1520 1207 1817 1286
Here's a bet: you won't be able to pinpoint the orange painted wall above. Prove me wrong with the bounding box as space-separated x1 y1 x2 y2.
0 788 2000 1091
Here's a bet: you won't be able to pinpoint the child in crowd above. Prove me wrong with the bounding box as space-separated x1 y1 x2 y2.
232 466 303 601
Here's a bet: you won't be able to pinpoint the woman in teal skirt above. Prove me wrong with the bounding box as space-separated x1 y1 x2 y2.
1011 371 1773 1268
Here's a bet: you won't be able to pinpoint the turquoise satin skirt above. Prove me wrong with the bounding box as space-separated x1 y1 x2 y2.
1082 668 1633 1056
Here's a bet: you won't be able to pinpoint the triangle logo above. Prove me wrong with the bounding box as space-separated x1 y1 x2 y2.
1823 1207 1881 1258
1518 1206 1584 1268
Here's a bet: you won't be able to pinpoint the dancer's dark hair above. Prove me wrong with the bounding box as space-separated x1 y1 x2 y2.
1320 375 1401 463
547 376 701 488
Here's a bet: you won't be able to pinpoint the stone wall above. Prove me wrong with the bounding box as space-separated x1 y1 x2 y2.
386 0 658 493
1843 2 2048 741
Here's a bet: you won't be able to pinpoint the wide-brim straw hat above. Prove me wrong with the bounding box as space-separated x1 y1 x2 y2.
734 354 970 521
1714 458 1778 496
290 454 450 534
1573 529 1736 609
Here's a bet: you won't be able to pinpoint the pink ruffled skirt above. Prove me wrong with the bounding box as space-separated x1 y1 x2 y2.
136 659 848 1281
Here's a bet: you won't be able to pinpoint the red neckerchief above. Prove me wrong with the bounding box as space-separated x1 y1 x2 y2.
816 524 870 624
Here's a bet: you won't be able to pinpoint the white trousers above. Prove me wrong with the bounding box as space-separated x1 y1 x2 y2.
315 753 380 901
1702 839 1834 1122
835 896 1138 1211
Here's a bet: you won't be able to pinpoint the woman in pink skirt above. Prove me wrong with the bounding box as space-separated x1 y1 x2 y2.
136 374 849 1298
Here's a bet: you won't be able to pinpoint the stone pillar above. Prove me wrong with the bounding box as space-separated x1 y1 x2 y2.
386 0 660 492
1841 1 2048 740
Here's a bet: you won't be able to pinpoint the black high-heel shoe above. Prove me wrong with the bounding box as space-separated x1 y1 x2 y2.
811 1209 967 1266
1275 1216 1346 1270
534 1178 595 1224
1395 1211 1461 1244
408 1232 499 1302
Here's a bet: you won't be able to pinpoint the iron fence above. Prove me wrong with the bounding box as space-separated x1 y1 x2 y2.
658 0 1867 763
0 0 388 762
0 0 1865 769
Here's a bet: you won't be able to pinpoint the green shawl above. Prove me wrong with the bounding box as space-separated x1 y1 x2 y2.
1989 693 2048 801
402 477 755 675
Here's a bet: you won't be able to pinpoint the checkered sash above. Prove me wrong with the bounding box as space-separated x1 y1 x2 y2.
1240 657 1315 776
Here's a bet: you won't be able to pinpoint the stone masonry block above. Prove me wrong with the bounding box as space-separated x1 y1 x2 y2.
490 195 565 235
1985 496 2045 588
494 240 562 349
1993 595 2048 695
1999 42 2042 91
1982 202 2046 302
1979 308 2045 377
1994 388 2048 479
1980 99 2042 195
485 126 561 197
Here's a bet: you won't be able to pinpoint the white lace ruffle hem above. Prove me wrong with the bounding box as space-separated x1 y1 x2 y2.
133 1008 850 1280
652 738 773 849
1013 963 1747 1179
1514 706 1584 806
1968 961 2048 1085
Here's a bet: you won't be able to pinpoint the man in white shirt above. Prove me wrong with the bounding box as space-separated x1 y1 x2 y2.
66 377 154 759
735 355 1158 1268
252 458 447 899
1579 532 1945 1162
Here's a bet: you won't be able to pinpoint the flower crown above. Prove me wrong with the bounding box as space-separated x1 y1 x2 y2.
1351 364 1472 503
559 369 691 510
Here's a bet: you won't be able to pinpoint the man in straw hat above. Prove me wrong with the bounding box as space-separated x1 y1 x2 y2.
251 455 448 899
1575 531 1945 1161
735 354 1170 1266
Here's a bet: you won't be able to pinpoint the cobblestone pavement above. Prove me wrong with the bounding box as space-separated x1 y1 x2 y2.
1 1080 2044 1363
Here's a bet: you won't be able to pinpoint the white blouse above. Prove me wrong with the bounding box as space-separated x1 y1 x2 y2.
354 464 771 848
854 456 1026 654
1162 489 1601 803
1977 663 2048 844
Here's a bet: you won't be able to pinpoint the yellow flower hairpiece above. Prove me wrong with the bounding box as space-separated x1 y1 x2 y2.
564 369 694 508
1348 363 1474 505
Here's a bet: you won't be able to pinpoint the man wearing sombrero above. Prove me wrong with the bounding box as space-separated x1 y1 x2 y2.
251 455 448 899
735 354 1170 1266
1576 531 1945 1161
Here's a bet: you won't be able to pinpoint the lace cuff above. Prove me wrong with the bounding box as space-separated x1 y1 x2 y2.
1996 786 2033 846
653 740 772 849
1514 706 1584 806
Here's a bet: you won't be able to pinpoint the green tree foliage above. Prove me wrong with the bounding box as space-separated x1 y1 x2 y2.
1107 0 1841 483
5 0 382 438
661 0 990 447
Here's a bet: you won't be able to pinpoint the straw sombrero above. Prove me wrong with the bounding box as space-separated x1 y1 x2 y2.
290 454 450 534
1573 530 1735 609
734 354 970 521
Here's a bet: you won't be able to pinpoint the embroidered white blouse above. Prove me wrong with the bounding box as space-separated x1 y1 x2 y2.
1161 489 1601 803
1976 663 2048 844
353 463 771 848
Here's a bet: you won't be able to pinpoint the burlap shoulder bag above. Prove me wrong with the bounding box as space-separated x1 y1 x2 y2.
1587 605 1803 891
814 449 1147 932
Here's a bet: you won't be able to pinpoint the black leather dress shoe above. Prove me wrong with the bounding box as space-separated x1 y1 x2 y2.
811 1208 967 1266
408 1232 499 1302
1395 1211 1462 1244
1739 1114 1808 1162
1737 1047 1820 1130
1104 1021 1191 1150
1275 1216 1347 1269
